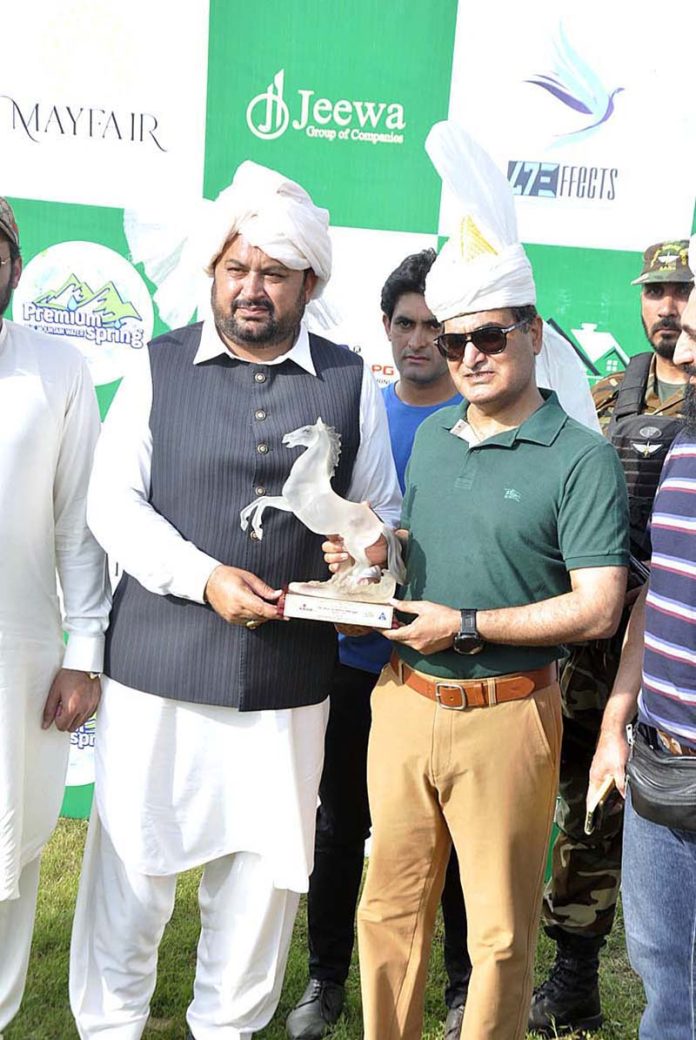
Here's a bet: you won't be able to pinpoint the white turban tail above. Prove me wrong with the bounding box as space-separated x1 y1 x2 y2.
202 161 332 299
424 120 599 432
425 122 536 322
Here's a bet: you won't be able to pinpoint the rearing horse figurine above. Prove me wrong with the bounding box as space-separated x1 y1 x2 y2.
240 418 406 600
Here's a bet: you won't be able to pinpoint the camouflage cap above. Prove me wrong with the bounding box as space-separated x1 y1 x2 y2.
0 198 19 250
632 240 693 285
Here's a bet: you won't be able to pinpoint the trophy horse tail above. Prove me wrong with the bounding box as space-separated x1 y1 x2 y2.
382 525 407 585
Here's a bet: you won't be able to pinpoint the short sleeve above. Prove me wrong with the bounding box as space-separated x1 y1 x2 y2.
558 441 630 570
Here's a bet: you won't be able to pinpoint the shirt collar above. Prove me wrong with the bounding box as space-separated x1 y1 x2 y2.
194 316 317 376
0 319 7 355
444 389 568 447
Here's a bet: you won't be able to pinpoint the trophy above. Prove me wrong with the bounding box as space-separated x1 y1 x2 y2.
240 418 405 627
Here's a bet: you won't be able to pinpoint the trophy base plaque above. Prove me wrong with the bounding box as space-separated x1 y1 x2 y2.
279 588 394 628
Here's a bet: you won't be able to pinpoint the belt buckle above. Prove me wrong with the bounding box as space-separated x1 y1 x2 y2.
435 681 467 710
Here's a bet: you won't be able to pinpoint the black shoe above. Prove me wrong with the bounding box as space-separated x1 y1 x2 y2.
528 934 604 1036
444 1002 465 1040
286 979 345 1040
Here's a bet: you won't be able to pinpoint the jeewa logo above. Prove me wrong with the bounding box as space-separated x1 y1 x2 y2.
246 70 406 145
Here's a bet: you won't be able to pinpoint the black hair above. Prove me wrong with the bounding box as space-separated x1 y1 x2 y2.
510 304 538 326
380 248 437 320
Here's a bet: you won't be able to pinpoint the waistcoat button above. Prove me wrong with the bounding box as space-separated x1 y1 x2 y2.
255 409 267 421
257 443 269 454
254 372 267 383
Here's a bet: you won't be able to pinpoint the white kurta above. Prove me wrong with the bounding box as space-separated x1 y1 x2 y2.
0 320 109 901
86 320 402 892
96 680 330 892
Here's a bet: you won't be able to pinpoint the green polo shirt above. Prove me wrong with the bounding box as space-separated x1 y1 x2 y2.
397 391 629 679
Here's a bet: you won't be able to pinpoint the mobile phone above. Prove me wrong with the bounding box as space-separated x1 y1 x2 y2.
584 776 616 836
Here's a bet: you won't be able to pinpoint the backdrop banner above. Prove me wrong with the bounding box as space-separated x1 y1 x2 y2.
2 0 694 817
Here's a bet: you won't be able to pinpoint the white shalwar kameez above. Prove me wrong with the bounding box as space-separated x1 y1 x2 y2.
70 321 402 1040
0 319 108 1033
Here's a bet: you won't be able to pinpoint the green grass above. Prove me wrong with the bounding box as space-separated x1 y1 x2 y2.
7 820 643 1040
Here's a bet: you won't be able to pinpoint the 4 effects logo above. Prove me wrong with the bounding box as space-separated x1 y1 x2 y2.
13 241 154 386
508 24 622 202
246 69 406 146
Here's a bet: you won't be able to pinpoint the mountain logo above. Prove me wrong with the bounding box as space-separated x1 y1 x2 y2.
34 274 142 329
13 241 154 386
526 24 624 145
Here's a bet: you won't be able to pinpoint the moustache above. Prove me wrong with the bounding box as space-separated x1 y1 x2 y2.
233 298 273 315
651 318 681 334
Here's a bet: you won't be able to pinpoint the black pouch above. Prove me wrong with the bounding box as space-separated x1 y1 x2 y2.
626 723 696 832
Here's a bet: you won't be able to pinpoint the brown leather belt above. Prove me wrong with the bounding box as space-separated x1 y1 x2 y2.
390 652 557 710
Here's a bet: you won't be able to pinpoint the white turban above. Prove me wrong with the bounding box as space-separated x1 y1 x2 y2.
425 122 536 322
424 120 600 432
123 161 332 330
202 161 331 298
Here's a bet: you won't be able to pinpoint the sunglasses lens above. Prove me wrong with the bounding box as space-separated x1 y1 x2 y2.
472 327 507 354
436 323 521 359
436 335 467 360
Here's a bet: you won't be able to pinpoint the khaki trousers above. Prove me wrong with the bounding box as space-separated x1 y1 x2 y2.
358 663 561 1040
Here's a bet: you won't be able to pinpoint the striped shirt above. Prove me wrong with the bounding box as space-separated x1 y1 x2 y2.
639 431 696 749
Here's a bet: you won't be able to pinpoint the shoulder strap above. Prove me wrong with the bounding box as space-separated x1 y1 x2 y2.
612 352 653 420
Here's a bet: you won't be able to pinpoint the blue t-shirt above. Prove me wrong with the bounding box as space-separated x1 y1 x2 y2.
339 381 463 674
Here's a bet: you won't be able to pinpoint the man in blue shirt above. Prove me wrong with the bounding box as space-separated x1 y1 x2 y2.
286 250 469 1040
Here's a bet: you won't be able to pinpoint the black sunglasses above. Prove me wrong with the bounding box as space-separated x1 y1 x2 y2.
434 319 528 361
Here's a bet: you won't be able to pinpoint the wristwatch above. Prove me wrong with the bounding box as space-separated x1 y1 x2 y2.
452 609 484 656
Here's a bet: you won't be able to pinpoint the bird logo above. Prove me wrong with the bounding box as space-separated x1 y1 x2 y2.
526 24 624 145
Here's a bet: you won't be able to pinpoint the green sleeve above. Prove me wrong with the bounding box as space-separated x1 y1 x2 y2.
558 441 630 570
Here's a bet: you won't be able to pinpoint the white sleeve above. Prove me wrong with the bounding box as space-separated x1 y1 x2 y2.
346 363 402 528
55 357 111 672
86 351 221 603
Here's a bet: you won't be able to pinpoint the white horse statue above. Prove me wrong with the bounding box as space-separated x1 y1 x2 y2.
240 418 406 601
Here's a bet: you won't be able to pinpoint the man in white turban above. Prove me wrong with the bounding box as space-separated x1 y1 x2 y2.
348 124 630 1040
70 161 400 1040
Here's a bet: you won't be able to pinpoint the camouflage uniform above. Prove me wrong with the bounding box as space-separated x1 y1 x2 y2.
542 357 685 940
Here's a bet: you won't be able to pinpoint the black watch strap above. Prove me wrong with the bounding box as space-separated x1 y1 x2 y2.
453 608 484 655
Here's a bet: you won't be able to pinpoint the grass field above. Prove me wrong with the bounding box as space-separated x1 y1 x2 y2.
6 819 643 1040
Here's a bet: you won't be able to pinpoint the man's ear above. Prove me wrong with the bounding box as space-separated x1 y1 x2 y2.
10 256 22 290
382 312 392 340
530 315 544 355
303 269 318 302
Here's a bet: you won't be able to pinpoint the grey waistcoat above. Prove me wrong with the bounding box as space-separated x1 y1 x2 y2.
105 323 363 711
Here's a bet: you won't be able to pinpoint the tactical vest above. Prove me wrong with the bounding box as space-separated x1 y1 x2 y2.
606 352 683 558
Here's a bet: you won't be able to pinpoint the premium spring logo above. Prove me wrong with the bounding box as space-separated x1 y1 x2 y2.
14 241 154 386
246 69 406 145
